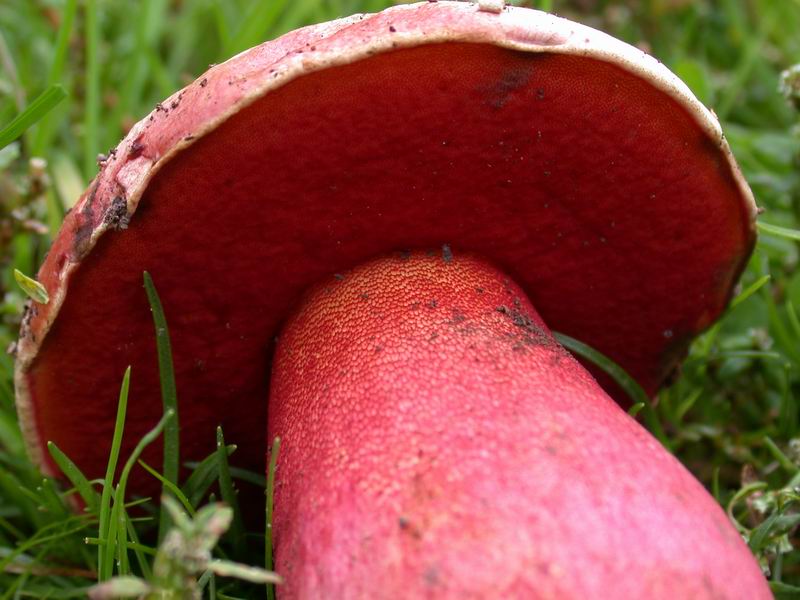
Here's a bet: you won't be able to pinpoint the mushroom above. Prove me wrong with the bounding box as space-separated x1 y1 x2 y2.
270 251 770 598
14 1 767 598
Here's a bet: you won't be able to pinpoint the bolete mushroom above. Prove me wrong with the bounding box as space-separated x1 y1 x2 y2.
15 1 767 597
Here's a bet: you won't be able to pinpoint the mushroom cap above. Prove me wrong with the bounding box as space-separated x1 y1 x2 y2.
15 2 755 484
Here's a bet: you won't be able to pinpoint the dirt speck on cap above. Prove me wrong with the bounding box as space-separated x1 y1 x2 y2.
484 64 534 109
104 196 131 231
495 304 556 350
441 244 453 263
128 136 145 158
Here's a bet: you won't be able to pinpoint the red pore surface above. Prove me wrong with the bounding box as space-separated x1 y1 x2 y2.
16 3 754 489
268 252 768 599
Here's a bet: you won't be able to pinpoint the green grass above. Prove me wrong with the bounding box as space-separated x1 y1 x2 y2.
142 272 180 544
0 0 799 596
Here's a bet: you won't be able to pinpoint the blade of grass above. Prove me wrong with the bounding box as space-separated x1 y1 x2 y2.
225 0 291 56
265 436 280 600
726 481 768 534
31 0 78 157
787 301 800 340
627 402 645 417
758 221 800 242
97 367 131 581
103 409 175 579
763 287 800 367
552 332 671 450
182 445 236 508
216 427 245 558
716 3 778 120
125 517 154 581
46 443 99 513
763 436 799 474
0 470 44 530
143 271 180 543
0 31 23 111
83 0 101 180
0 518 92 575
108 0 165 146
197 569 215 594
137 459 195 517
227 466 267 489
85 538 157 557
0 85 66 150
83 0 100 179
115 495 130 577
730 275 771 310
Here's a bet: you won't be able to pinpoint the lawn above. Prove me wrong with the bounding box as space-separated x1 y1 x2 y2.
0 0 799 597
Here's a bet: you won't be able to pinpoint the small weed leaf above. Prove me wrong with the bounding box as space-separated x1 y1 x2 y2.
13 269 49 304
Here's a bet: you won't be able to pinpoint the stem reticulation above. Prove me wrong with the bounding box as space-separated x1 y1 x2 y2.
268 251 768 599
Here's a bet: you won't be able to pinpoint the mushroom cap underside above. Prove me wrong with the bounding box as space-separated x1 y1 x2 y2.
15 2 755 485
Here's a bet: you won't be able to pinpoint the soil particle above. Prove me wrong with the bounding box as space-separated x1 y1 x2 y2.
441 244 453 263
448 308 466 325
104 196 131 230
20 304 33 333
128 136 145 158
200 78 208 87
485 64 534 109
170 92 184 110
389 25 396 32
72 219 94 259
423 566 440 586
495 305 552 346
398 516 423 539
81 179 101 214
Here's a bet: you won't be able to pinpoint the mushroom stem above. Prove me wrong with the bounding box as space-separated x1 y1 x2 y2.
268 251 768 599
